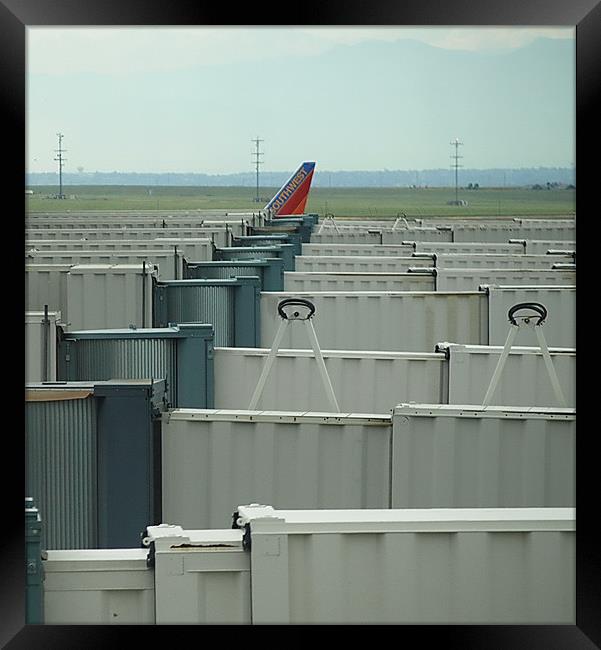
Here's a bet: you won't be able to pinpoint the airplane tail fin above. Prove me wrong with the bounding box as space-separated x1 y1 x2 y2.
264 162 316 217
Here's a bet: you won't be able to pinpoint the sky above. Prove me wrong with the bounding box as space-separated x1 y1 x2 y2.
26 27 575 174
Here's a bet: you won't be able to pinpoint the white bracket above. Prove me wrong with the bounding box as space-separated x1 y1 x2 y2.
248 299 340 412
482 302 567 408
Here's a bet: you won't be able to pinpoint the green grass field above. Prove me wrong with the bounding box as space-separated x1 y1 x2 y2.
26 185 576 218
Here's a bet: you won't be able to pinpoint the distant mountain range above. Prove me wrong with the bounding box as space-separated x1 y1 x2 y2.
26 167 575 188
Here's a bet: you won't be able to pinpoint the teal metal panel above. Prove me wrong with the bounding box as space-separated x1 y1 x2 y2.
185 259 284 291
25 395 98 549
58 324 214 408
25 497 44 624
215 245 295 271
153 278 261 347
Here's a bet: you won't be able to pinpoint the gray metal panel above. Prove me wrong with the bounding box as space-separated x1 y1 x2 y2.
436 269 575 291
522 240 576 254
214 348 445 412
25 264 71 317
392 405 575 509
442 343 576 407
284 272 436 292
162 284 235 346
486 285 576 347
261 291 488 351
243 506 575 624
43 549 155 624
295 256 432 273
26 396 98 549
161 410 392 530
452 224 523 242
65 265 156 330
435 254 572 269
309 232 383 244
301 244 415 257
25 310 60 383
382 228 453 243
416 242 525 255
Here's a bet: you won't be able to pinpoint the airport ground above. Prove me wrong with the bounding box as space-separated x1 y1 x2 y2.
26 185 576 218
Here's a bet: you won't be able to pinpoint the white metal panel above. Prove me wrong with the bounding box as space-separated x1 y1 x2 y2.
25 264 71 316
65 264 156 330
392 404 575 509
43 549 155 624
416 242 525 255
25 310 61 382
260 291 488 351
435 254 573 269
150 527 251 624
26 250 184 280
452 224 524 242
283 271 436 292
436 268 575 291
241 505 575 624
309 231 383 244
521 240 576 254
295 256 433 273
486 285 576 347
26 238 213 260
161 409 392 530
214 347 445 412
382 228 453 243
441 343 576 407
301 244 415 257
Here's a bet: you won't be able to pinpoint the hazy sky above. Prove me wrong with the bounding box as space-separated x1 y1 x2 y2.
26 27 575 174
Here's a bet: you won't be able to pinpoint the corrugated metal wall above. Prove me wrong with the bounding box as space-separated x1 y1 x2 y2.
161 410 392 530
416 242 525 255
25 265 71 316
66 265 156 330
436 269 576 291
443 343 575 407
213 348 445 412
283 272 436 292
301 244 416 257
246 509 574 624
67 338 179 405
260 291 488 351
522 240 576 254
159 284 235 346
26 396 98 549
434 254 572 269
295 256 432 273
392 405 575 508
486 286 576 347
25 311 60 383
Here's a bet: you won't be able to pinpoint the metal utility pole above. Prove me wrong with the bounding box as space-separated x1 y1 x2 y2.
450 138 463 204
251 137 264 203
54 132 67 199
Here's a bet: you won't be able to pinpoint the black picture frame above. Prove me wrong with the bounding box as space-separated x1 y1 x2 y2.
4 1 597 646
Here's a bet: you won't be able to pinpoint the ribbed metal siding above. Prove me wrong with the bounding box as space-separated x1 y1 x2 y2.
274 526 574 624
416 242 525 255
382 228 453 243
434 254 572 269
213 348 445 412
436 269 575 291
487 286 576 347
26 398 97 549
161 411 391 530
392 406 575 509
164 285 235 346
188 265 264 283
70 338 178 405
25 265 71 315
522 240 576 254
301 244 415 257
309 232 383 244
445 345 575 408
261 291 487 351
283 272 436 292
295 256 432 273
